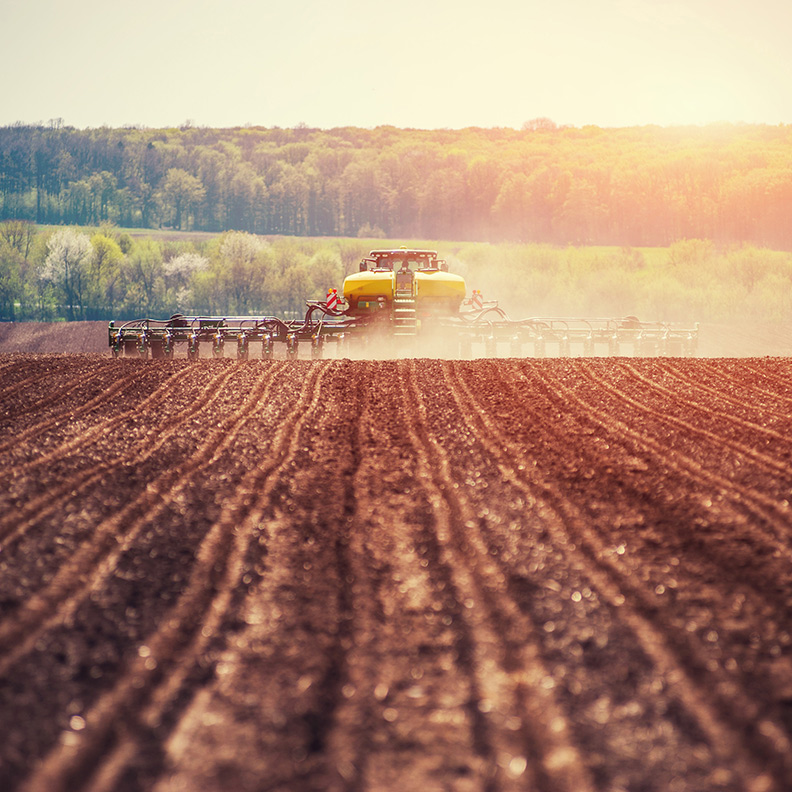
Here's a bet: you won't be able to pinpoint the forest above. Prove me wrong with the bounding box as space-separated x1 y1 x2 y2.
1 121 792 249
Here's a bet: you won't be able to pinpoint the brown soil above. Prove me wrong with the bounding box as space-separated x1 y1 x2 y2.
1 354 792 792
0 322 109 354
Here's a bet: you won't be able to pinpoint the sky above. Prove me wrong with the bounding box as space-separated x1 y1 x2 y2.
1 0 790 130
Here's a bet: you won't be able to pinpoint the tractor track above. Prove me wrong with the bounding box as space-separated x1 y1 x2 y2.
69 362 332 792
656 359 792 416
611 361 792 471
551 362 792 562
2 354 792 792
515 361 792 784
435 360 772 789
17 362 330 792
642 359 792 426
524 361 792 614
0 361 173 461
399 359 596 792
0 358 111 415
0 363 288 676
0 364 237 551
156 363 370 792
0 362 202 476
736 359 792 396
446 360 788 789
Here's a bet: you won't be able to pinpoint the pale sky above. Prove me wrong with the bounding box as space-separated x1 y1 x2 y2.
1 0 790 129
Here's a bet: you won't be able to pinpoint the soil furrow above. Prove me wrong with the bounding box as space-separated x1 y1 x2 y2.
464 360 792 621
448 360 785 789
653 359 792 420
0 364 237 550
344 361 504 791
18 362 331 792
146 362 493 792
70 362 347 792
737 359 792 396
543 362 792 561
0 360 108 414
0 363 285 676
0 355 98 391
0 362 198 476
399 359 595 792
614 361 792 465
0 362 183 462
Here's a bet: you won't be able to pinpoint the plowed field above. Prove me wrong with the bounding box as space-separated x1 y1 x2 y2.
2 354 792 792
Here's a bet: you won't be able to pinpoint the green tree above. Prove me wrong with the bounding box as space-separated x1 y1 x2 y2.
555 180 607 245
0 219 36 259
161 168 206 229
276 262 313 317
0 219 36 319
0 239 23 319
88 232 125 318
307 250 343 295
492 173 531 241
123 239 164 316
88 171 118 222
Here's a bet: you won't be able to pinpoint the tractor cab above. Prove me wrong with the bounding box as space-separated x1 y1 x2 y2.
359 248 449 274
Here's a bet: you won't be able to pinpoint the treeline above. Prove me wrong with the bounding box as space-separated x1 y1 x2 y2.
1 121 792 248
2 221 791 325
0 221 364 322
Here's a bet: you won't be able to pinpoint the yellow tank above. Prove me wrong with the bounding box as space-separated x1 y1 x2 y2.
343 270 395 310
415 270 466 314
343 248 466 315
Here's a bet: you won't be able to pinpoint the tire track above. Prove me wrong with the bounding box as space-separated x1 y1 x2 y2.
614 360 792 468
0 362 285 676
502 361 792 786
679 359 792 412
737 359 792 396
0 364 107 408
0 362 182 459
470 361 792 605
555 363 792 560
19 361 331 792
0 355 96 393
322 361 496 791
149 368 364 792
145 363 490 792
651 359 792 422
397 359 595 792
0 363 238 548
0 362 118 423
79 361 349 792
444 360 784 790
285 363 388 792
